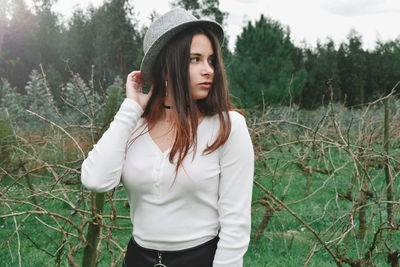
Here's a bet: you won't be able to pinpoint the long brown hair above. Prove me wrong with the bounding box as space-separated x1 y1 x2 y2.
130 27 237 172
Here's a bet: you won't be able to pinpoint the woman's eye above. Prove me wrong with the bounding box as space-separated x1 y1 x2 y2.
190 57 199 62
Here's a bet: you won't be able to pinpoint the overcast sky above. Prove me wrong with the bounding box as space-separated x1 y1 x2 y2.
48 0 400 51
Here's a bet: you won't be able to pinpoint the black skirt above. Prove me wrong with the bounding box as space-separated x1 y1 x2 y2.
122 236 219 267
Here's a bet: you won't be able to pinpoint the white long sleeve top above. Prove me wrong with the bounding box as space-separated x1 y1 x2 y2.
81 98 254 267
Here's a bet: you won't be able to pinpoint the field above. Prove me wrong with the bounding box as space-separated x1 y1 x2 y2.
1 97 400 266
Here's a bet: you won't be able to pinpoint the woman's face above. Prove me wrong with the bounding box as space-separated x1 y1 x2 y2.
188 34 215 100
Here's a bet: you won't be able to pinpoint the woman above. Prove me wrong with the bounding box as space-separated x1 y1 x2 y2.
81 8 254 267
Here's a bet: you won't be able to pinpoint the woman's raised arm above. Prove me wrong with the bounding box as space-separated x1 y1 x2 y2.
81 71 151 192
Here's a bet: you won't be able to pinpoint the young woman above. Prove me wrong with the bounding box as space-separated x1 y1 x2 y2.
81 8 254 267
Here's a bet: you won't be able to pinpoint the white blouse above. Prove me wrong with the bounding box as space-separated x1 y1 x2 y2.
81 98 254 267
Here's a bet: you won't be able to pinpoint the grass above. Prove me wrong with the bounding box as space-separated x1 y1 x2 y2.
1 175 340 267
2 152 396 266
2 101 400 266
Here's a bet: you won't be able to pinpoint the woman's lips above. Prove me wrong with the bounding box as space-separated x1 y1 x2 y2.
199 82 212 89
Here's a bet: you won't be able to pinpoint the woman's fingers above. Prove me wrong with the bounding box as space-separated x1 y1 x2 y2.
126 71 152 110
127 71 143 91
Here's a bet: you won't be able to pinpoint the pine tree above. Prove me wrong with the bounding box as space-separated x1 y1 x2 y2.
23 69 58 126
170 0 231 60
301 39 341 108
337 30 367 106
110 75 126 104
1 0 38 92
229 15 307 108
88 0 142 85
61 74 103 125
170 0 227 25
0 78 25 123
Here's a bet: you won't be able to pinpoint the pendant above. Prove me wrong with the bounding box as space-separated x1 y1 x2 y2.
153 252 167 267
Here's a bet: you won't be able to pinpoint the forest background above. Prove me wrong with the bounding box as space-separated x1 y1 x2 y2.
2 0 400 109
1 0 400 266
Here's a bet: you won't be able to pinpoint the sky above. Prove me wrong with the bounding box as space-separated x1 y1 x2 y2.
48 0 400 51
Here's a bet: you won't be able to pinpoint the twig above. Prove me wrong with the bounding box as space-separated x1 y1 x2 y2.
253 180 342 265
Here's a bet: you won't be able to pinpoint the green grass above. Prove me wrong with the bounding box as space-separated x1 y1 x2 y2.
3 157 397 267
1 178 340 267
2 105 400 266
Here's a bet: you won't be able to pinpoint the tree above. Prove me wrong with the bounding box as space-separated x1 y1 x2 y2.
23 69 59 126
61 74 102 125
0 78 25 123
301 39 341 108
0 0 8 56
33 2 66 102
1 0 38 93
337 30 367 106
170 0 231 61
1 0 65 100
229 15 307 108
170 0 227 25
63 9 95 80
366 39 400 100
87 0 142 86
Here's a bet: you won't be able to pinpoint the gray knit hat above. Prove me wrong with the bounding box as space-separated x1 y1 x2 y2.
140 8 224 82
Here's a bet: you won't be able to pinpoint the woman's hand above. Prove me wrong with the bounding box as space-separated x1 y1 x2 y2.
126 71 153 110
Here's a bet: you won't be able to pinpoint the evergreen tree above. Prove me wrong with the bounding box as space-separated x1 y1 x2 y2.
33 3 65 99
0 0 8 57
170 0 231 61
88 0 142 86
0 78 25 123
23 69 58 126
301 39 341 108
1 0 38 92
337 30 367 106
170 0 227 24
229 15 307 108
366 39 400 100
61 74 103 125
1 0 64 98
110 75 127 104
63 9 94 81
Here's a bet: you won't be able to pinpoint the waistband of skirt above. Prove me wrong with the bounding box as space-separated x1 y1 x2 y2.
131 235 219 254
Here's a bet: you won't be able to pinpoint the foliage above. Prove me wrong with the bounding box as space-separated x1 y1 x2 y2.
33 4 65 97
1 0 39 92
170 0 232 62
61 74 103 125
229 15 307 108
23 69 59 126
0 0 143 98
0 78 25 123
300 31 400 109
63 9 94 81
1 0 400 109
102 85 122 133
366 38 400 99
1 73 400 265
83 0 143 85
0 109 14 164
337 30 367 106
170 0 227 25
301 39 341 109
82 83 122 267
248 94 400 266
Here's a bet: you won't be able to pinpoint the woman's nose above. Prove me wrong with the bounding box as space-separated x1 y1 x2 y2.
201 61 214 76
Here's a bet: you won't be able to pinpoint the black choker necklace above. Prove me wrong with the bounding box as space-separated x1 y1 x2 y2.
162 104 191 109
162 104 172 109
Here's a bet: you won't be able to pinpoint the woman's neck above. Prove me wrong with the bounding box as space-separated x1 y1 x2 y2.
161 91 204 123
162 94 174 121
